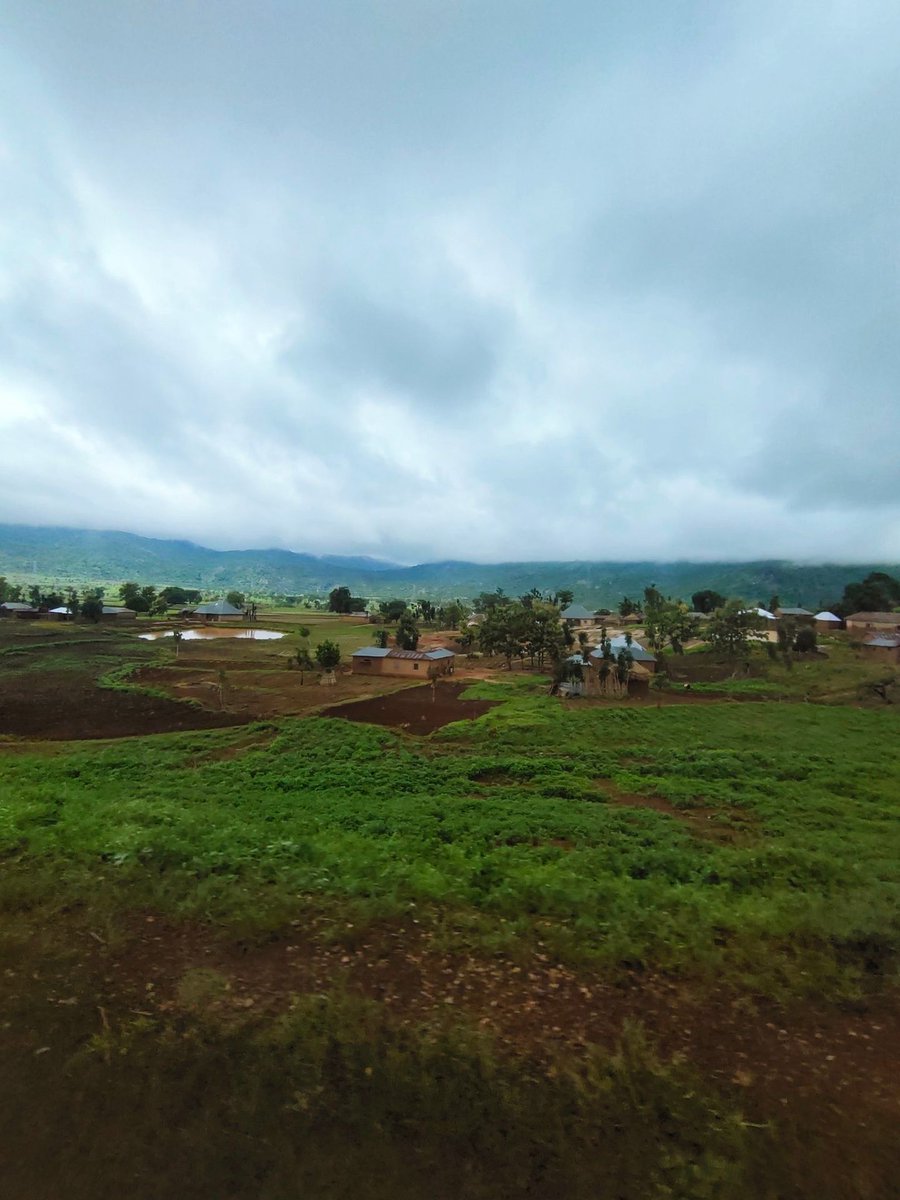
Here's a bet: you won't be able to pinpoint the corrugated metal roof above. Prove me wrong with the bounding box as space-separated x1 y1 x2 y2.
425 648 455 659
846 612 900 622
590 636 656 663
560 604 595 620
0 602 36 611
48 606 73 614
353 646 455 661
193 599 243 615
352 647 392 657
814 611 842 621
864 636 900 648
742 607 776 620
777 607 814 617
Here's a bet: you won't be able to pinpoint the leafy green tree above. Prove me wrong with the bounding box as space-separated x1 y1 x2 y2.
523 602 565 668
707 600 764 657
417 599 436 622
314 640 341 671
0 577 7 603
294 644 314 683
28 584 42 607
555 589 575 608
438 600 467 629
643 587 698 654
474 590 508 612
837 571 900 617
373 629 390 648
328 587 358 613
81 590 103 623
794 627 817 653
618 595 638 617
160 586 189 607
691 589 725 614
379 598 408 622
65 588 80 617
395 614 420 650
226 591 245 609
478 604 527 669
120 581 142 610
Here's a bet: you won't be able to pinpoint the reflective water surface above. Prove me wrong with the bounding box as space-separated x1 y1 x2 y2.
138 628 284 641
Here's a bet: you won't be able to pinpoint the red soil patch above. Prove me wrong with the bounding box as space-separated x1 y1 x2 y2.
0 668 246 741
322 681 498 734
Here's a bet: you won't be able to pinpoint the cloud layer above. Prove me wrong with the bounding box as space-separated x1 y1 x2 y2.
1 0 898 563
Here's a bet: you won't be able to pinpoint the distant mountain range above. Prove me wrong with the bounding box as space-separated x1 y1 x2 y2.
0 523 894 609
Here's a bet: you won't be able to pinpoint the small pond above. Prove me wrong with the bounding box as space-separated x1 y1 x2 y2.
138 628 285 641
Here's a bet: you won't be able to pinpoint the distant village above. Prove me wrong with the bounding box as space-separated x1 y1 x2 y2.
2 572 898 686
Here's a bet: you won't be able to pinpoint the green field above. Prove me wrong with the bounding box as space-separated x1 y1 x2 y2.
1 641 898 1198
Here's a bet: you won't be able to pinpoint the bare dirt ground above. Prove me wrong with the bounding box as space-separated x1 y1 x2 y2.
321 681 500 733
12 912 894 1194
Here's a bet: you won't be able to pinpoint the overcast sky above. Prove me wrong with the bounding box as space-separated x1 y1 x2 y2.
1 1 898 564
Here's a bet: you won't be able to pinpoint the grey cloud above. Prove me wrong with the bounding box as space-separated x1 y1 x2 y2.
1 1 898 563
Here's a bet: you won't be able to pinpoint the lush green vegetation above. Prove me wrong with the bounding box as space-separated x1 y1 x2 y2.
2 682 897 1000
2 637 898 1199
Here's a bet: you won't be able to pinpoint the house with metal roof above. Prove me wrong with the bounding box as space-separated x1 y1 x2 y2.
845 611 900 638
0 602 39 619
775 606 815 625
814 611 844 633
101 605 137 620
560 603 596 627
351 646 455 678
589 636 657 673
192 598 243 621
860 635 900 664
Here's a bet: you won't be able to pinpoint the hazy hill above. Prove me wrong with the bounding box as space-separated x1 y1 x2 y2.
0 523 894 609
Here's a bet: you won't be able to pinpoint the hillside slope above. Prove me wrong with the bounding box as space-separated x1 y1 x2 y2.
0 523 893 607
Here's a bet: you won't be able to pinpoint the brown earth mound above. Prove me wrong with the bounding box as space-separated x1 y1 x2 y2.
322 681 498 733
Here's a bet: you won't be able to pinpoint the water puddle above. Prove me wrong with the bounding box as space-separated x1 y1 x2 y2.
138 628 284 641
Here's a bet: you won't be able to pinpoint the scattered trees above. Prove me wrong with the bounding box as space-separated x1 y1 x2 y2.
379 598 408 622
226 591 245 610
642 586 699 654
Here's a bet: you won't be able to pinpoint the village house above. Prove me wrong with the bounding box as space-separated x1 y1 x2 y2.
0 602 40 619
48 606 75 620
860 635 900 665
775 607 816 625
351 646 455 678
845 611 900 638
101 605 137 621
814 611 844 634
560 603 596 629
191 599 243 622
589 635 658 674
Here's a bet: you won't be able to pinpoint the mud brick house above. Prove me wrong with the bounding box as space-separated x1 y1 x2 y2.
101 605 137 620
351 646 455 678
775 607 816 625
0 602 39 619
845 612 900 638
814 611 844 634
860 635 900 665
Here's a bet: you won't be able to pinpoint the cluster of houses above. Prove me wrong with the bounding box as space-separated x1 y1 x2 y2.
0 597 246 622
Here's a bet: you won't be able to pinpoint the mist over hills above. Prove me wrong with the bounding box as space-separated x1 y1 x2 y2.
0 524 894 609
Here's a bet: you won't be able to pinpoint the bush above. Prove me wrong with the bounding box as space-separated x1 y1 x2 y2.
794 628 817 653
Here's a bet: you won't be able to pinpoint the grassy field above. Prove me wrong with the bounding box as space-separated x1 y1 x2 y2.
0 625 898 1198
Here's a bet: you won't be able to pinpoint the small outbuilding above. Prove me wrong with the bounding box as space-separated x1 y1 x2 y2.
192 599 243 622
48 606 75 621
814 611 844 634
351 646 455 678
860 635 900 665
0 602 39 619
